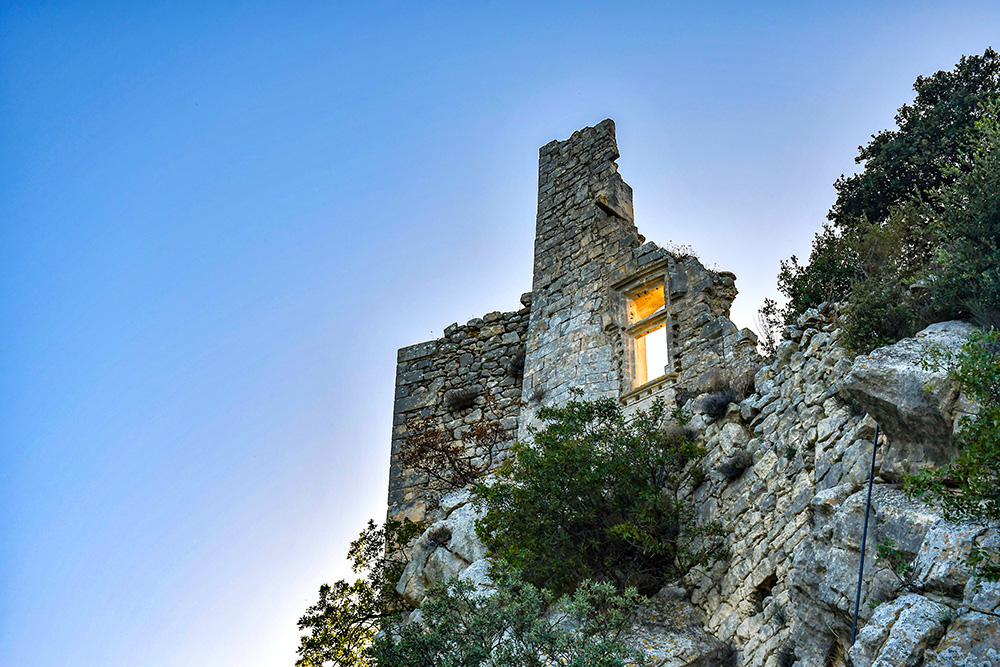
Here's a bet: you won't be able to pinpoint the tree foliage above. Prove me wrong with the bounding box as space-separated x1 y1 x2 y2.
829 48 1000 231
295 518 423 667
906 329 1000 580
775 48 1000 351
925 99 1000 324
370 571 647 667
474 396 726 597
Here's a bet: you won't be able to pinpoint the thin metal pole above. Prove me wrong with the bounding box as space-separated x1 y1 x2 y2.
851 424 879 646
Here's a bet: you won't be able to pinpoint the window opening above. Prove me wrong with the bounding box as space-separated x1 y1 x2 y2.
634 323 669 386
626 283 669 388
628 284 665 322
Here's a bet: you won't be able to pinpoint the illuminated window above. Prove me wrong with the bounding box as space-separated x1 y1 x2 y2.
625 283 669 387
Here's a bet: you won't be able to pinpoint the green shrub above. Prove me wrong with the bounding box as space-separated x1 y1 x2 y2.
776 49 1000 341
370 571 647 667
925 99 1000 324
906 329 1000 580
777 224 859 321
475 397 726 596
875 538 917 593
841 279 918 353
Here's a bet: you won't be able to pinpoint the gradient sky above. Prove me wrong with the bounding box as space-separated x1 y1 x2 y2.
3 2 999 666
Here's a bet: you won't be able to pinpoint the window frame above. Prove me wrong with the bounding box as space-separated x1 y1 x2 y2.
612 258 675 392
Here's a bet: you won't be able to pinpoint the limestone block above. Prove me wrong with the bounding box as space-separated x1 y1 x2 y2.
924 613 1000 667
850 594 948 667
841 321 974 479
912 520 984 596
395 496 488 606
831 485 937 556
457 558 495 598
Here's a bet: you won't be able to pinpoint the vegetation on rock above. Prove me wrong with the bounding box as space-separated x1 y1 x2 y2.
906 328 1000 580
772 48 1000 352
475 396 727 596
295 518 422 667
370 572 646 667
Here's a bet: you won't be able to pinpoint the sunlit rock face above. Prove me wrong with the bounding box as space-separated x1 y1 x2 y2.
382 122 995 665
842 320 975 481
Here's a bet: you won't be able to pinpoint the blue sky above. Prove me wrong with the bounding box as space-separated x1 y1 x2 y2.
2 2 998 665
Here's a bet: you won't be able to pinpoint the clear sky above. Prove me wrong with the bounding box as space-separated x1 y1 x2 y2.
2 2 998 665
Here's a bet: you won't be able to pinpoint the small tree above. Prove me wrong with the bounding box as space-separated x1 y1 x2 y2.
778 48 1000 328
475 396 726 596
754 297 783 359
370 570 647 667
295 518 423 667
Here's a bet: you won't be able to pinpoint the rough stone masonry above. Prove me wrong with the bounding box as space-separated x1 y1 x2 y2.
387 119 759 525
383 121 999 666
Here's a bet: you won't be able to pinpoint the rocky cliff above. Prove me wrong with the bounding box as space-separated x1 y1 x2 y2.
393 309 998 667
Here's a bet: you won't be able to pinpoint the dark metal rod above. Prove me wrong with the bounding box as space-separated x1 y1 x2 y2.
851 423 880 646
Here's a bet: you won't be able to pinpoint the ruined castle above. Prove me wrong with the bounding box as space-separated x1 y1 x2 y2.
383 121 999 666
388 119 760 525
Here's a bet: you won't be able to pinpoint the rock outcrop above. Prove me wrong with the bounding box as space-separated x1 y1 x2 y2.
841 321 974 480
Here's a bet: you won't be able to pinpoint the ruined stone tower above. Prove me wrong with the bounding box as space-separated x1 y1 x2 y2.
387 120 760 523
383 122 1000 666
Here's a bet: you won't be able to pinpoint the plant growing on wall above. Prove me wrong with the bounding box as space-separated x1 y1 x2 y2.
399 390 517 495
370 570 647 667
475 396 727 596
906 328 1000 580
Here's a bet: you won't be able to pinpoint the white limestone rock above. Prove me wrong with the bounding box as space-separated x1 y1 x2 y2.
457 557 495 598
850 594 949 667
912 520 985 597
395 489 488 606
841 321 974 480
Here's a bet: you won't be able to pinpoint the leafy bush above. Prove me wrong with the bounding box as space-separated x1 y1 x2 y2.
840 278 918 352
906 328 1000 580
370 572 648 667
875 538 918 594
829 48 999 232
774 49 1000 352
475 397 726 596
925 99 1000 324
296 518 423 667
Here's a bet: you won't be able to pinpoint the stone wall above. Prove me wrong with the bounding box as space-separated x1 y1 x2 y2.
387 302 529 523
517 119 644 437
683 306 865 666
381 120 999 665
680 308 998 667
388 118 760 525
518 119 759 436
